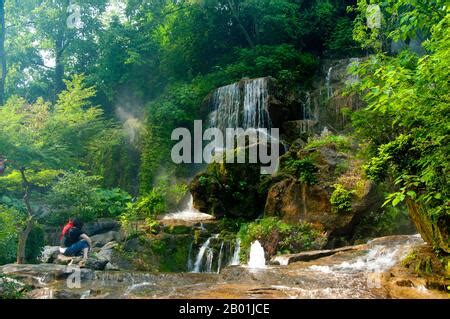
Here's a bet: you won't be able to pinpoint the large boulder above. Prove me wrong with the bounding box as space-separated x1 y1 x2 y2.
39 246 60 263
0 264 94 287
189 155 264 219
83 219 120 236
90 230 122 248
265 142 382 246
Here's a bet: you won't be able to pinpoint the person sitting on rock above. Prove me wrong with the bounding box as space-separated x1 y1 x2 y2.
59 218 92 260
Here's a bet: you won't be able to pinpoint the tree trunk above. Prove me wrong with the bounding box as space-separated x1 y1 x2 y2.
227 0 255 48
16 217 33 264
54 33 65 100
16 168 34 264
0 0 6 105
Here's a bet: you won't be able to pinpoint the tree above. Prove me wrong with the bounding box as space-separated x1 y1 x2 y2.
0 0 5 104
1 0 108 101
0 75 114 263
350 1 449 252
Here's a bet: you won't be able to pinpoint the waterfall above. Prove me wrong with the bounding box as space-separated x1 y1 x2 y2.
248 240 266 269
191 234 218 273
206 248 214 273
326 66 333 98
210 78 271 132
187 242 194 271
243 78 271 129
162 194 214 221
216 242 224 274
230 238 241 266
210 83 241 131
302 92 310 120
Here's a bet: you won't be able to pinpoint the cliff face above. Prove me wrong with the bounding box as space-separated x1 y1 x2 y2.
264 142 382 247
189 58 385 246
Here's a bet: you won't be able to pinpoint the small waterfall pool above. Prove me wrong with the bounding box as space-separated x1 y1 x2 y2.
162 195 215 222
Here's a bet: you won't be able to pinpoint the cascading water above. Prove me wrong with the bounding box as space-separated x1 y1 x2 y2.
326 66 333 98
209 77 272 134
189 236 243 273
248 240 266 269
243 78 271 129
205 248 214 273
187 242 194 271
191 234 219 272
162 194 214 221
230 238 241 266
209 83 241 131
216 242 224 274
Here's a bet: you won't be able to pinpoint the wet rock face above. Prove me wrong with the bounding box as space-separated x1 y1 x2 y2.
83 219 121 236
190 160 264 219
265 144 382 245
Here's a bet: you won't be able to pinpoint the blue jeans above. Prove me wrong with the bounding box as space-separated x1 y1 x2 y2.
64 240 89 257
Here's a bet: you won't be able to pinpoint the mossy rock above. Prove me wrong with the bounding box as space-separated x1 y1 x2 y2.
189 151 264 219
265 142 383 245
116 233 195 272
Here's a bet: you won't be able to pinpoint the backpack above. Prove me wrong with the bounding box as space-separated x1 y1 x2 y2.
60 221 74 240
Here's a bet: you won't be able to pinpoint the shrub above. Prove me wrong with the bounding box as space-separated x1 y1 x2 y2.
283 157 318 184
330 184 353 213
46 170 132 223
238 217 326 260
305 134 351 152
0 206 22 265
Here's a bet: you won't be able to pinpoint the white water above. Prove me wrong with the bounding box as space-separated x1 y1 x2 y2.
191 234 219 273
326 66 333 98
217 242 224 273
230 238 241 266
163 195 215 221
210 78 271 132
187 242 194 270
248 240 266 269
308 239 414 275
243 78 271 129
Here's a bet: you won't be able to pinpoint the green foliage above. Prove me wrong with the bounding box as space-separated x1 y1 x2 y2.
353 204 414 241
283 157 318 185
325 17 361 58
0 170 61 196
223 45 318 90
305 134 351 152
46 170 131 224
238 217 326 259
330 184 353 213
350 6 449 222
25 224 45 263
0 206 22 264
132 187 167 218
0 274 30 299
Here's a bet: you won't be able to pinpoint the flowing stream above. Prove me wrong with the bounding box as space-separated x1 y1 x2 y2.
4 234 446 299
